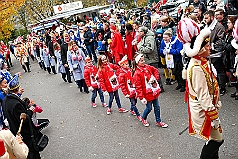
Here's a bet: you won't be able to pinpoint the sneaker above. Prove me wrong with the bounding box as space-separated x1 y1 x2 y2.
92 103 97 108
164 78 171 85
106 108 111 115
118 108 128 113
170 80 177 85
102 103 108 107
142 118 149 127
137 116 142 122
129 110 136 116
156 122 168 128
220 89 227 96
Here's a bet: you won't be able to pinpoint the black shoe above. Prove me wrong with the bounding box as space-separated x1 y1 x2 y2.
84 91 89 94
68 81 73 83
220 89 227 96
175 85 182 90
231 92 238 98
63 78 67 82
164 78 171 85
160 88 165 93
235 96 238 100
180 87 186 92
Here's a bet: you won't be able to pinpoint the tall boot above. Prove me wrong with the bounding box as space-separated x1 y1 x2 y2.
47 67 51 74
77 80 82 92
62 73 67 82
82 79 89 93
41 61 46 71
39 62 43 69
200 140 224 159
22 65 27 72
51 66 57 74
25 62 31 72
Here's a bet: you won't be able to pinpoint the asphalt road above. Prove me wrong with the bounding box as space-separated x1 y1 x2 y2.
9 57 238 159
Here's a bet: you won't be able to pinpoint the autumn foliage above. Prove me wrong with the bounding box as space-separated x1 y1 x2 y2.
0 0 25 40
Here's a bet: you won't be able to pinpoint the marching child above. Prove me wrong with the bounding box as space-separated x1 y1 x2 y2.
132 54 168 128
118 55 142 121
97 55 128 115
84 56 108 108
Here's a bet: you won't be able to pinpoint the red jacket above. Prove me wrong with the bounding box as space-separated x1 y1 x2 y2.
118 67 136 98
84 65 100 89
110 31 126 64
98 63 120 92
133 64 161 101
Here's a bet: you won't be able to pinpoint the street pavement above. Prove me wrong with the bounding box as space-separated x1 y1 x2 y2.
9 58 238 159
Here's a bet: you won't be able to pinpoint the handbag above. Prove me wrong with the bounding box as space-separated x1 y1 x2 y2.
28 116 49 151
72 63 79 69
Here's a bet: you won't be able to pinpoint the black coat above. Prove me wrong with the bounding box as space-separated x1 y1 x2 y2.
48 40 54 57
83 29 94 46
2 94 39 152
61 42 68 65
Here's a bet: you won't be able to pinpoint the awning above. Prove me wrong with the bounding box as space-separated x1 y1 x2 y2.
40 5 109 23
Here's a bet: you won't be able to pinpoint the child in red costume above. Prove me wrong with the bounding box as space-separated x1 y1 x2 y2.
118 55 142 121
132 54 168 128
97 55 128 115
84 56 107 108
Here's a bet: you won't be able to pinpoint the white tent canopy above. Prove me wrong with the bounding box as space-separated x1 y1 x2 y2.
40 5 109 23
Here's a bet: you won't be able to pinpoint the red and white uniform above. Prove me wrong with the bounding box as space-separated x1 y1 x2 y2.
98 63 120 92
84 65 100 89
133 64 161 101
118 67 136 98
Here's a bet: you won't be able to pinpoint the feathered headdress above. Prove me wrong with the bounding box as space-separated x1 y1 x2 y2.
231 19 238 49
177 18 211 79
177 18 211 57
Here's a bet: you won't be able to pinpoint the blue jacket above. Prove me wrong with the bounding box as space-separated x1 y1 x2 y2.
160 36 183 63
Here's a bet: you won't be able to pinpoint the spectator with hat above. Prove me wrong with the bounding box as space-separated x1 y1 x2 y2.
3 75 42 159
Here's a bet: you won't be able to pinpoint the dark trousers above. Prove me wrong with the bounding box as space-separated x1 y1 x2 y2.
211 57 226 90
64 67 72 83
86 45 97 63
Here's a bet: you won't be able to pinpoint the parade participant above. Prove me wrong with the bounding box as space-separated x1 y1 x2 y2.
0 129 29 159
0 41 12 69
61 32 72 83
67 41 88 93
125 23 136 65
15 42 30 73
34 38 45 70
160 30 184 91
54 43 66 82
132 54 168 128
177 19 223 159
41 43 57 74
97 55 128 115
230 19 238 99
118 55 142 121
109 25 126 64
84 56 107 108
2 75 42 159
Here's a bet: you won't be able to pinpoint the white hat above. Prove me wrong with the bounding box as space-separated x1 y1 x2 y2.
118 55 128 66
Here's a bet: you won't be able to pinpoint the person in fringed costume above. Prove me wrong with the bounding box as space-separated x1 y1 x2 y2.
14 41 31 73
177 18 224 159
